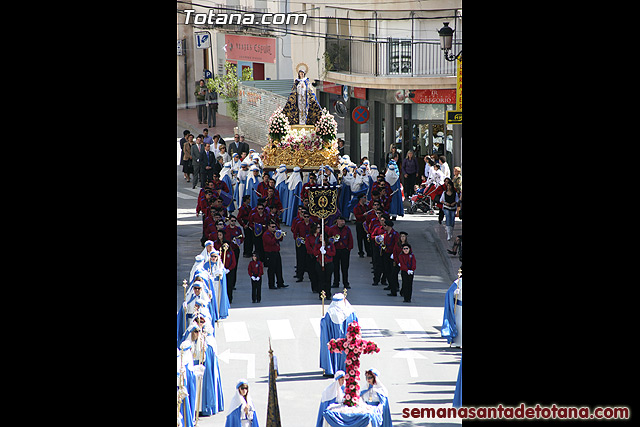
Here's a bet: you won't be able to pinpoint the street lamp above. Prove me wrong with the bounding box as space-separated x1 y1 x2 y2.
438 22 462 62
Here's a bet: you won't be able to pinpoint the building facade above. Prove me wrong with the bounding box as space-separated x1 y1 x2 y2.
290 0 463 175
177 0 296 116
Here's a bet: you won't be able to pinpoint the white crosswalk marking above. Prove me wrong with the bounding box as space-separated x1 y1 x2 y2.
267 319 296 340
223 321 250 342
177 191 197 200
309 318 321 338
396 318 430 339
358 317 383 338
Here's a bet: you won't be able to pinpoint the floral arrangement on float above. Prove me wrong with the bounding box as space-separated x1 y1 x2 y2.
263 107 340 168
327 321 380 407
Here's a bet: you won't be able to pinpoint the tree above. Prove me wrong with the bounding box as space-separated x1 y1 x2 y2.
206 62 253 121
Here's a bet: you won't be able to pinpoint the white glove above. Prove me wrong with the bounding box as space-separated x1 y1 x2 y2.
250 276 256 281
182 301 187 309
390 254 394 260
407 270 414 275
453 288 460 296
319 245 326 255
224 268 230 275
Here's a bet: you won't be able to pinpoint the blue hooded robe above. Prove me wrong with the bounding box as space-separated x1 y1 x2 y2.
453 357 462 407
441 281 458 344
319 296 358 375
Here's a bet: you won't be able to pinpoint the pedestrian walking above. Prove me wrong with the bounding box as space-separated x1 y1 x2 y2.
247 252 264 303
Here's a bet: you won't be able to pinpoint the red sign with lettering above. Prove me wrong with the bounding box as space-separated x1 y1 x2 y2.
322 81 343 95
224 34 276 63
411 89 456 104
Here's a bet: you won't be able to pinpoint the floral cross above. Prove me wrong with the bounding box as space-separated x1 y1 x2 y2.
327 321 380 406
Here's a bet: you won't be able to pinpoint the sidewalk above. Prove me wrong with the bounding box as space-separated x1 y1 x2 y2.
177 108 262 152
428 214 462 281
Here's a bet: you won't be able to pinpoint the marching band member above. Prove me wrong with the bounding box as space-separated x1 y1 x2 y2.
262 221 288 289
312 232 336 300
291 209 314 282
247 202 269 261
327 216 353 289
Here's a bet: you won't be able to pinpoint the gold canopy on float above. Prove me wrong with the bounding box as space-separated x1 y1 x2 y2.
261 124 339 171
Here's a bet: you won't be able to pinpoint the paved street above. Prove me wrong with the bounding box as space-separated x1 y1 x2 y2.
177 156 462 426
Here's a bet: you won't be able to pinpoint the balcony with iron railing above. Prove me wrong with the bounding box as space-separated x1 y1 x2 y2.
325 38 462 77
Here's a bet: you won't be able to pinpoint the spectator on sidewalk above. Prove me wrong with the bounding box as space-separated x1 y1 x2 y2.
182 133 194 182
206 87 218 127
229 134 249 159
201 142 216 186
194 79 207 124
402 150 419 197
191 134 205 189
439 179 460 241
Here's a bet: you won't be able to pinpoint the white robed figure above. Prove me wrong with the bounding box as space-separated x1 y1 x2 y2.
234 161 250 209
178 344 197 427
441 275 462 347
202 249 230 320
360 368 393 427
283 167 303 226
273 165 288 221
184 318 225 416
220 162 236 212
385 160 404 217
225 379 259 427
315 370 345 427
319 293 358 376
245 165 262 209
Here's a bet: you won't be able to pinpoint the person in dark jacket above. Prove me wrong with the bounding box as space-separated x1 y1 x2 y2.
402 149 419 197
247 252 264 303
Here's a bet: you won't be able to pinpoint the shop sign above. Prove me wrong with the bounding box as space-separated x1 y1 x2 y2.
322 81 342 95
456 58 462 110
446 110 462 125
411 89 456 104
224 34 276 63
350 86 367 100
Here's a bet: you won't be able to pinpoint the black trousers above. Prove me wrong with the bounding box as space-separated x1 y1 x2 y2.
295 243 309 280
400 271 414 302
308 253 319 292
251 278 262 302
333 248 350 286
265 251 284 288
355 222 370 256
227 267 237 303
382 252 399 295
316 261 333 297
372 244 386 285
243 227 253 257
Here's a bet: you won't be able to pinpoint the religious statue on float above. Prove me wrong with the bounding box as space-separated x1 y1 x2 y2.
283 62 322 126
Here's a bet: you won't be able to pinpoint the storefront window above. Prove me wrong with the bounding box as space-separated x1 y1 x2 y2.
411 104 445 120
